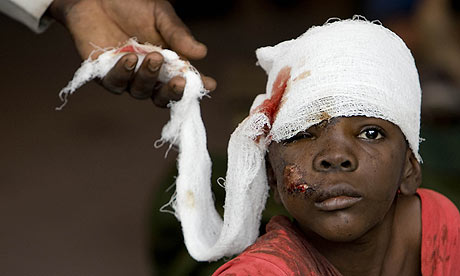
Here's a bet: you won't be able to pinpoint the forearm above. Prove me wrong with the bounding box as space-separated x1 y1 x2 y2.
0 0 54 33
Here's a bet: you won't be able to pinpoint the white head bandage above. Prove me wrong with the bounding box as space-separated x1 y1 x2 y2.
254 17 422 161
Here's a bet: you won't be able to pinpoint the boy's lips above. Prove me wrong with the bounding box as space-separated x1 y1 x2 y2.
314 196 362 211
311 184 363 211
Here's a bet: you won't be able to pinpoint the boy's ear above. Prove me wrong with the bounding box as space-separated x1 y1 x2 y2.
266 157 282 204
399 148 422 196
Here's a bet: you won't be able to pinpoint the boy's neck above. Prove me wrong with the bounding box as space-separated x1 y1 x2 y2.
300 195 421 276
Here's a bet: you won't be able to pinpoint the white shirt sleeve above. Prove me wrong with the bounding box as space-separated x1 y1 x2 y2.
0 0 54 33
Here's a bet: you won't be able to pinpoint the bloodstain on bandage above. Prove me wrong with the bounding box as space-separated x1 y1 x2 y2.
283 164 311 194
116 45 149 55
258 66 292 125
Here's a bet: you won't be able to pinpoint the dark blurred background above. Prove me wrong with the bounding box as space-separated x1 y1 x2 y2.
1 0 459 275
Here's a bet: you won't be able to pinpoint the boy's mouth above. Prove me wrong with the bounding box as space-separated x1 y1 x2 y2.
312 184 362 211
314 195 362 211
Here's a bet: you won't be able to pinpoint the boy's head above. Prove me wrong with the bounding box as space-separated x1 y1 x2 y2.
254 18 423 242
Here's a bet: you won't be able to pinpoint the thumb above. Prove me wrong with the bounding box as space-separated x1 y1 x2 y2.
154 0 207 60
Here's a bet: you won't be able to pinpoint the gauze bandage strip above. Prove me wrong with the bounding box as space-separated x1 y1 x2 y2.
58 39 270 261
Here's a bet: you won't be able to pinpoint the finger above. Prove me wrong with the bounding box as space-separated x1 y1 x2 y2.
202 75 217 92
155 1 207 60
129 52 164 99
152 76 184 107
102 53 137 94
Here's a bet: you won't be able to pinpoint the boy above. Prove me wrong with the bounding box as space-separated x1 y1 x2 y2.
205 18 460 275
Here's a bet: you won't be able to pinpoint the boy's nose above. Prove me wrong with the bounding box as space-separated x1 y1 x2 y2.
313 150 358 172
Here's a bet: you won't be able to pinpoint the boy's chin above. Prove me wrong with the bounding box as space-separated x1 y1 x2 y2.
317 228 366 243
303 215 374 243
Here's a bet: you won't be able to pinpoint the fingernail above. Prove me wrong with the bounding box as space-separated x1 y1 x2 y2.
148 60 161 72
125 58 137 70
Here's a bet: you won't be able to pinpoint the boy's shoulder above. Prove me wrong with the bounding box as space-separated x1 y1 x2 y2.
418 188 459 216
418 188 460 276
212 215 342 276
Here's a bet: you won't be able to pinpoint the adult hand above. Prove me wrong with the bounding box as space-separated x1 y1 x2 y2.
48 0 216 107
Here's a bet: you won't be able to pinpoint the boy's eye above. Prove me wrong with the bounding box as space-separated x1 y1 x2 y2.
358 127 384 140
282 131 314 145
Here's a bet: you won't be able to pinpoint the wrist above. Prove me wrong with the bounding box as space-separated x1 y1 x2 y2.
47 0 81 25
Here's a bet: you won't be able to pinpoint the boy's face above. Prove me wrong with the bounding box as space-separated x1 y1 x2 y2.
268 116 415 242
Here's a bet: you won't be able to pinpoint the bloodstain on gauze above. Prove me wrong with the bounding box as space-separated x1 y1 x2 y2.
257 66 291 125
283 164 310 194
116 45 149 55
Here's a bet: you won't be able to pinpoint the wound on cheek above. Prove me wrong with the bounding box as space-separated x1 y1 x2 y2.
283 164 310 194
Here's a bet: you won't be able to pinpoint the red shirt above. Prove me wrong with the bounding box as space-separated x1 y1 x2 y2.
213 188 460 276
